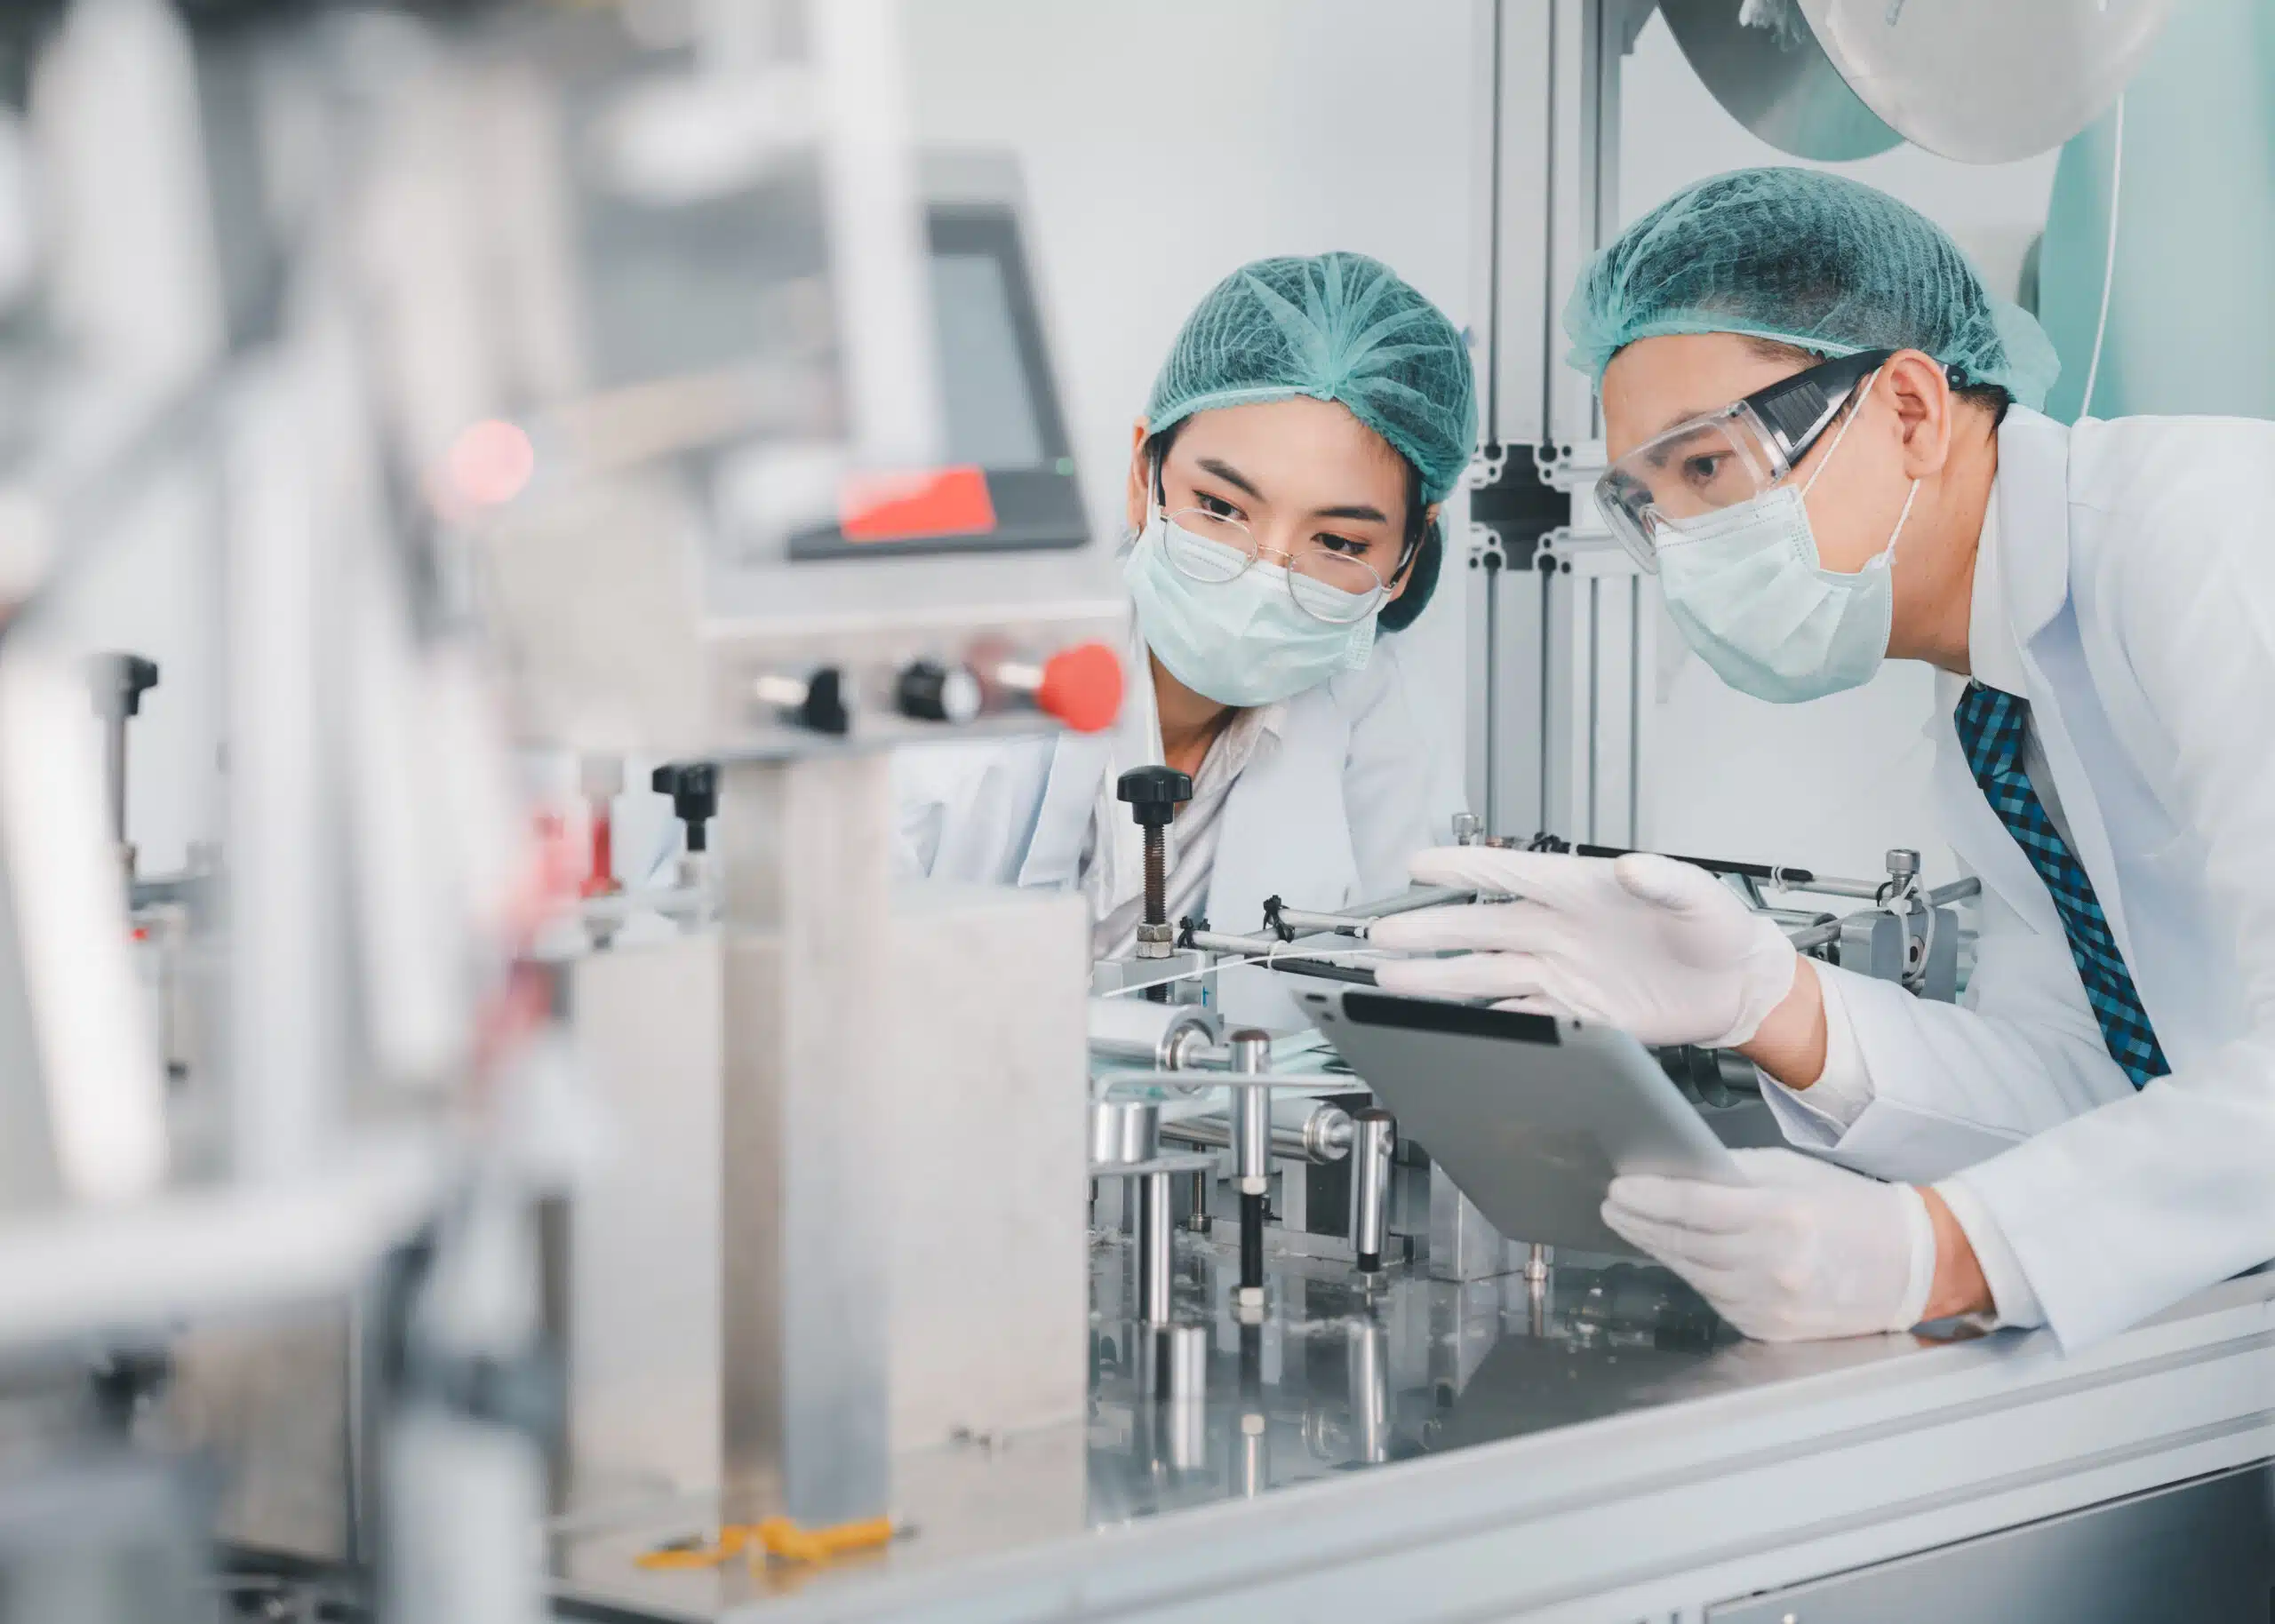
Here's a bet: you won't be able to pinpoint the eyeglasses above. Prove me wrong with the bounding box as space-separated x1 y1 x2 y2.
1153 505 1390 625
1594 347 1899 570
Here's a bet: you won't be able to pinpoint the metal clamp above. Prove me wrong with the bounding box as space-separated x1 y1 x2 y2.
1872 848 1937 994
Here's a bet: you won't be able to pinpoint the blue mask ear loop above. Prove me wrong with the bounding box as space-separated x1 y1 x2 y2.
1793 367 1922 577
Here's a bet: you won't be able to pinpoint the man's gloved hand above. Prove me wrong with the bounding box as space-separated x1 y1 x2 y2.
1602 1148 1936 1341
1370 848 1799 1047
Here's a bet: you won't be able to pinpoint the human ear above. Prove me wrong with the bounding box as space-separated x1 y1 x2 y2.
1883 350 1953 481
1124 418 1151 535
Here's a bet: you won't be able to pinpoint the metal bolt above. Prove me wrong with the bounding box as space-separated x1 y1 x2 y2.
1118 768 1192 1001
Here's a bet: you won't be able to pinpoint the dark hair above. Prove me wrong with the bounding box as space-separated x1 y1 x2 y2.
1740 337 2011 428
1141 416 1441 633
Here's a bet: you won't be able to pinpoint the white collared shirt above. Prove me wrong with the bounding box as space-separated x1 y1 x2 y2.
1767 493 2048 1326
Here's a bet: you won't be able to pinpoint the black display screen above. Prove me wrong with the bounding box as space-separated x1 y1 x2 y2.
788 202 1089 561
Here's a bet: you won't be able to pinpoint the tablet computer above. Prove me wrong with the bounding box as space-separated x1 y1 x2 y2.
1300 986 1747 1256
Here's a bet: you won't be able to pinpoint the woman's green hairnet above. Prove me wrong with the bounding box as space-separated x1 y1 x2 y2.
1563 168 2060 411
1145 252 1478 505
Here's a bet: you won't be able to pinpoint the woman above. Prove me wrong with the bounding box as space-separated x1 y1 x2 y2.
896 251 1473 1011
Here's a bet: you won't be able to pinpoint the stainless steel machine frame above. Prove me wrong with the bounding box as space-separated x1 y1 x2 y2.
1465 0 1659 846
547 1241 2275 1622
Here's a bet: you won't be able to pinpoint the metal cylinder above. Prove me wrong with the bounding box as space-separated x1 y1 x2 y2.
1161 1395 1206 1472
103 718 128 853
1787 918 1844 952
1886 847 1920 883
1150 1321 1208 1402
1229 1029 1273 1302
1230 1031 1271 1184
1349 1109 1395 1272
1271 904 1368 939
1089 1099 1161 1167
1452 811 1483 846
1160 1101 1353 1166
1928 875 1983 908
1137 1172 1173 1325
1347 1322 1389 1465
1088 999 1223 1071
1237 1410 1268 1498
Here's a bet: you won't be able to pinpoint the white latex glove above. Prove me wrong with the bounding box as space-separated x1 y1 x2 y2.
1602 1148 1936 1341
1370 848 1798 1047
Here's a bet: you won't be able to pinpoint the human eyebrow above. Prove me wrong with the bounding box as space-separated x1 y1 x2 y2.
1313 502 1392 525
1640 422 1726 471
1644 404 1717 441
1194 458 1264 500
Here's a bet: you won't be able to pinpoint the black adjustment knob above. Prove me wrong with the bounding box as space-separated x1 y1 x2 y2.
895 661 982 724
756 668 850 736
1115 765 1191 829
650 762 719 853
800 669 850 736
89 652 159 720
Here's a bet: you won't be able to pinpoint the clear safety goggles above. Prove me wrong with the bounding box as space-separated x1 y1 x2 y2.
1147 462 1401 625
1593 347 1896 570
1151 506 1388 625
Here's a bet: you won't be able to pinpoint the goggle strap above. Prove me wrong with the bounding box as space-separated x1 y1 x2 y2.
1747 347 1896 464
1800 365 1883 498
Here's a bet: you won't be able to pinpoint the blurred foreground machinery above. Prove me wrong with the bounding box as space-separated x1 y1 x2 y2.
0 0 1130 1618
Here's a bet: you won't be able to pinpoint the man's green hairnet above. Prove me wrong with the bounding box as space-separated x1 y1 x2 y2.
1563 168 2060 411
1145 252 1478 506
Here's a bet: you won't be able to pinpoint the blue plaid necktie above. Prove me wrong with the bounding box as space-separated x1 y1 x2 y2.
1952 682 2168 1087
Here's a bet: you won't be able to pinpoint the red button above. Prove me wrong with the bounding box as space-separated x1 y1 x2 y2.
1034 642 1123 734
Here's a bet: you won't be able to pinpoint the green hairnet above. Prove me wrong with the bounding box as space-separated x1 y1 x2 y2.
1564 168 2060 411
1145 252 1478 505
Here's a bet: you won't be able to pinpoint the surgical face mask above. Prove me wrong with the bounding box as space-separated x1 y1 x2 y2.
1654 377 1921 705
1122 513 1378 708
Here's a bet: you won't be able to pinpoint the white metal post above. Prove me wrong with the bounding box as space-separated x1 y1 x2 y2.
719 751 892 1525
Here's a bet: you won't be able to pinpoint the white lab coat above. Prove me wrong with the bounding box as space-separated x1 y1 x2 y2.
1760 406 2275 1349
894 634 1465 1016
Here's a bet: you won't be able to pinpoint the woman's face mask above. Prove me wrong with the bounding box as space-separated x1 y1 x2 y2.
1653 370 1922 705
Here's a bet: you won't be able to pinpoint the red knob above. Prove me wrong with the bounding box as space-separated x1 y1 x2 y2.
1034 642 1123 734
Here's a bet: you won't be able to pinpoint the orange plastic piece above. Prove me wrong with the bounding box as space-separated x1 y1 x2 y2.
1034 641 1124 734
634 1516 898 1572
755 1515 896 1564
634 1525 753 1571
840 466 995 542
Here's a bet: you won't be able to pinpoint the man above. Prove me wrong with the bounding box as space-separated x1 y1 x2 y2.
1374 167 2275 1349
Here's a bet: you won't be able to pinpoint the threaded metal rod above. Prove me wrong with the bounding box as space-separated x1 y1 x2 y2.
1143 824 1169 1002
